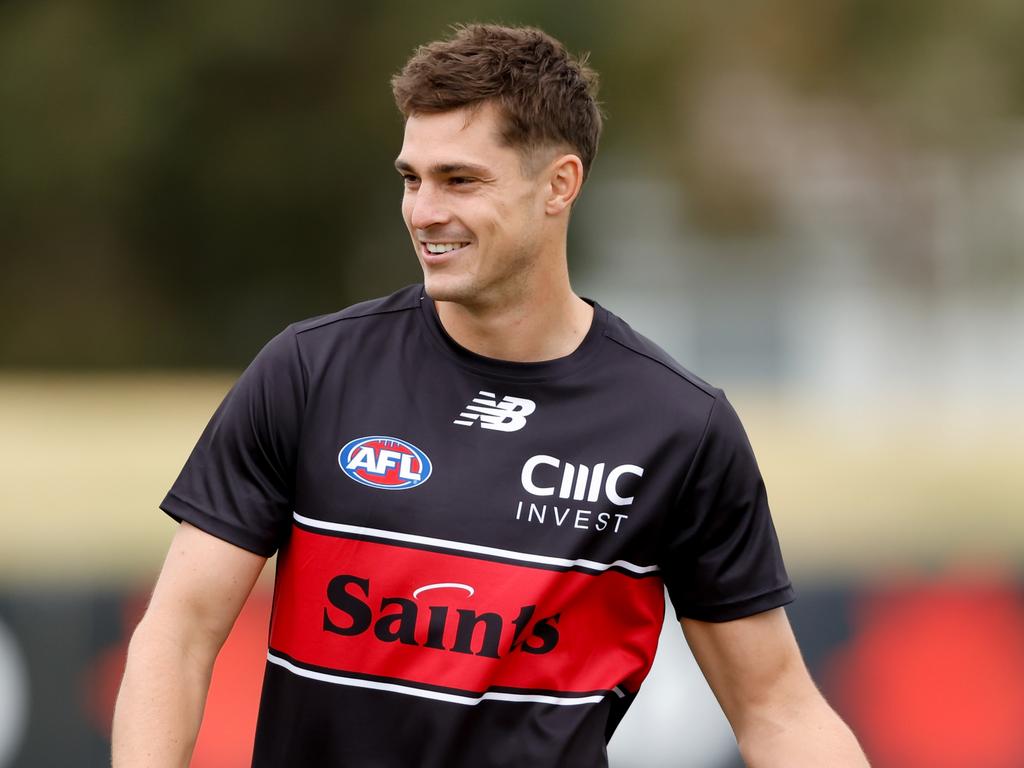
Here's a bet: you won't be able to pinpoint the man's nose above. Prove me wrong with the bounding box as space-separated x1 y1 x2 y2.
408 183 451 231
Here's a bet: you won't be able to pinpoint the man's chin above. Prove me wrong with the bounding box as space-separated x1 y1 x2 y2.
422 274 475 305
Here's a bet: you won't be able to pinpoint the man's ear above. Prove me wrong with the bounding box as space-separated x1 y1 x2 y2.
545 154 584 215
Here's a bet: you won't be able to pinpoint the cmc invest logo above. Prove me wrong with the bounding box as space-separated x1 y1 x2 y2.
339 436 432 490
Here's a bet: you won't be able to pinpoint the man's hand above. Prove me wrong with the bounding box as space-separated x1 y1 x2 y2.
682 608 870 767
112 522 267 767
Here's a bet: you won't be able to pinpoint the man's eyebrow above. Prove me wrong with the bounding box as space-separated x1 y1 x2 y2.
394 159 490 176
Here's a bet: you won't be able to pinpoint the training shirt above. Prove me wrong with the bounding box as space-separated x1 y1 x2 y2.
161 284 793 768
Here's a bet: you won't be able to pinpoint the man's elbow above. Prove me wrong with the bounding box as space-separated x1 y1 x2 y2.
735 690 870 768
125 607 222 675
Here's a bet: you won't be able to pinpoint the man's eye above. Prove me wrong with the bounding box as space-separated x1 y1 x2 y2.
401 175 419 185
449 177 474 185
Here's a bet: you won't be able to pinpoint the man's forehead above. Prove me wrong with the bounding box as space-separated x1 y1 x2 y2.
396 103 565 177
396 113 509 174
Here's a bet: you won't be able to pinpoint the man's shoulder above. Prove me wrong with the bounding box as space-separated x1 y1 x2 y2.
291 284 423 336
599 305 718 401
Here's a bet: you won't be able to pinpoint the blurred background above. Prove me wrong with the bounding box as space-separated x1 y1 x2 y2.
1 1 1022 766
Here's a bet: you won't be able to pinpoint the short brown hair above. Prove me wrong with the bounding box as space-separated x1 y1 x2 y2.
391 24 603 180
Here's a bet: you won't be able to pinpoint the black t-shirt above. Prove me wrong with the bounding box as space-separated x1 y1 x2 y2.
162 285 793 768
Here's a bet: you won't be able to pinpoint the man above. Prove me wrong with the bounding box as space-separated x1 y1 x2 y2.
113 24 869 767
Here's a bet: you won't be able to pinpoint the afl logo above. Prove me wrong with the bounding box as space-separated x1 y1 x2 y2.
339 436 432 490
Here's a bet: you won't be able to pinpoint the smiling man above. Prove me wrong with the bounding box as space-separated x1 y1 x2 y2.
394 99 595 366
113 24 869 768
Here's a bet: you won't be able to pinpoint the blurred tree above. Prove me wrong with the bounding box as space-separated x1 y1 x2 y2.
0 0 1021 367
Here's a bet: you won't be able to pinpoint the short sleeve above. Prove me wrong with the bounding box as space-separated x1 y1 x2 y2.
160 326 306 556
660 392 794 622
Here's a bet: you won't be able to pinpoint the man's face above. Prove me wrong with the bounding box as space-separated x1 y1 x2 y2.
396 103 550 308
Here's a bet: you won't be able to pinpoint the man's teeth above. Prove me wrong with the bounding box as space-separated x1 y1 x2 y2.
425 242 468 254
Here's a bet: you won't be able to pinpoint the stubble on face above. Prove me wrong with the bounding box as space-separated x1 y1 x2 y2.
427 211 539 311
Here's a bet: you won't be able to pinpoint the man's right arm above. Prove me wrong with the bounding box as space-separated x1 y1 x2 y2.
112 521 267 767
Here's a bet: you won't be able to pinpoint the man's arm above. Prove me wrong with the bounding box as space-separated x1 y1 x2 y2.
112 522 267 767
682 608 870 768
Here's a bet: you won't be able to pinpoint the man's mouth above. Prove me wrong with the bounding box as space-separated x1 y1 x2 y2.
423 242 469 254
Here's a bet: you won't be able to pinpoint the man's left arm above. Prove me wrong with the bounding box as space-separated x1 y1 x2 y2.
682 607 870 768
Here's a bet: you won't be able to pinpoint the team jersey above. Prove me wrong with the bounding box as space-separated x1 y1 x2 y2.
161 284 793 767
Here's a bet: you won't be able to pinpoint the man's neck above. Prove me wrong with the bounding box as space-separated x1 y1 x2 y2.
435 287 594 363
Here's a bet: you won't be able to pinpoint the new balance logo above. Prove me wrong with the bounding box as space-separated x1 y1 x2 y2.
453 391 536 432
